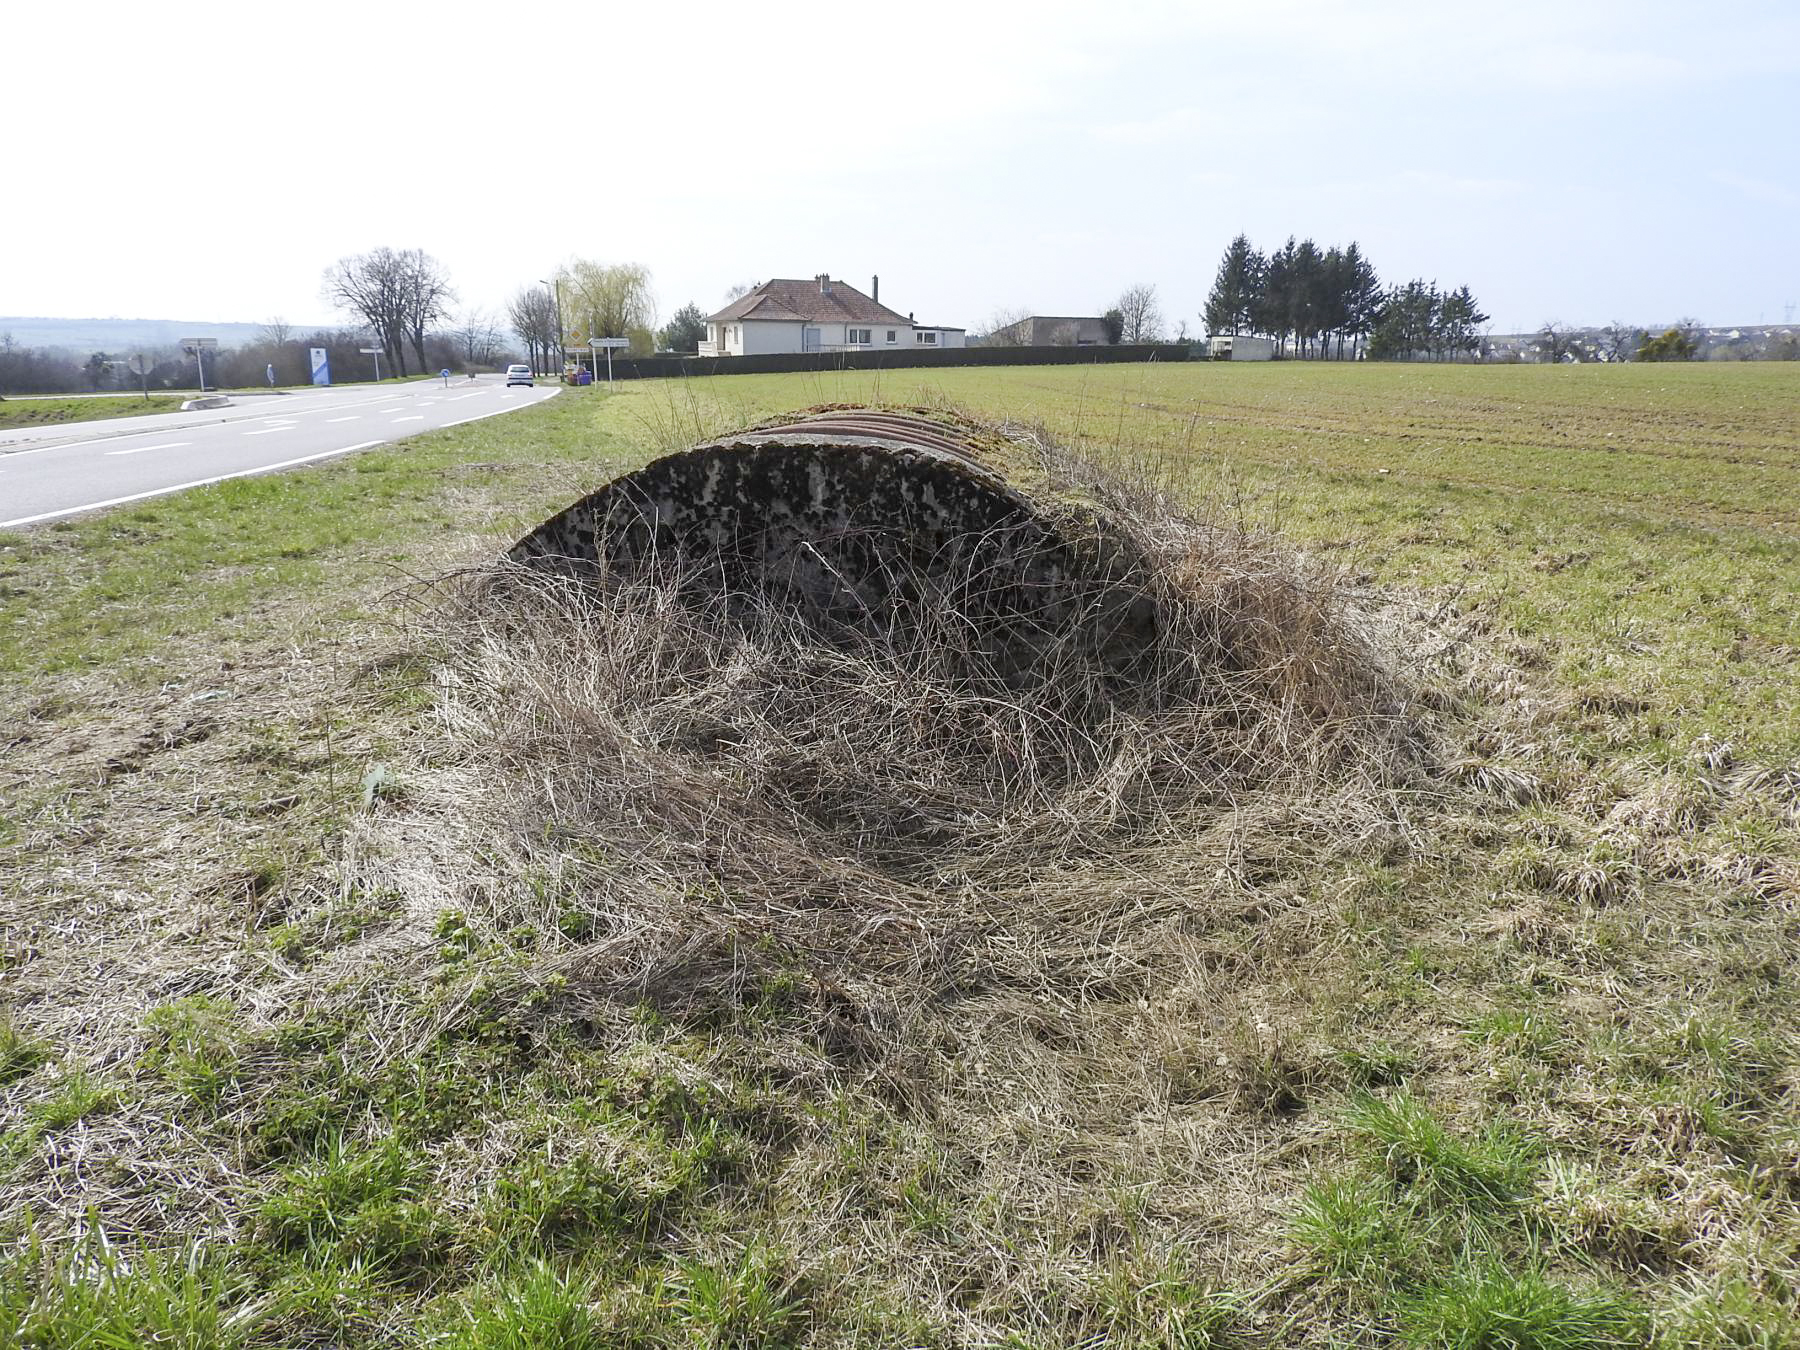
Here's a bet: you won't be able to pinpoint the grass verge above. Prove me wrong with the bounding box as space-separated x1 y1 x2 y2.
0 394 188 430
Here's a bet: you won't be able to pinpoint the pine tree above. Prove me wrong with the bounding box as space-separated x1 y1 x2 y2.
1256 238 1298 355
1288 239 1322 358
1203 234 1260 337
1343 244 1383 359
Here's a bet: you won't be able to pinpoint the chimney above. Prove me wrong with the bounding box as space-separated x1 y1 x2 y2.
872 274 879 304
816 273 832 295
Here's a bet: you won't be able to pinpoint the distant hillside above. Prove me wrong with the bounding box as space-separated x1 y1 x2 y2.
0 316 327 353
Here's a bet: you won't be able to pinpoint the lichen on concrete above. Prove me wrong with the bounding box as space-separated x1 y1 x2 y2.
509 407 1160 681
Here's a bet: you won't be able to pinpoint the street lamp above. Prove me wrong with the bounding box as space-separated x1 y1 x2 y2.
538 276 563 377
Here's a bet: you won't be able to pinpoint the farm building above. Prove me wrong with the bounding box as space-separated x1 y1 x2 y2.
1207 334 1276 361
701 275 964 357
987 316 1114 346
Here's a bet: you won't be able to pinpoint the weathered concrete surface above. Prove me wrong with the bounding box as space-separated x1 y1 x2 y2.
509 407 1159 677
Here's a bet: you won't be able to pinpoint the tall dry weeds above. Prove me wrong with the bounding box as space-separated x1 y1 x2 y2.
409 418 1423 1036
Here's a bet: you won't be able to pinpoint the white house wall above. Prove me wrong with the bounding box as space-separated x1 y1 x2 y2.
705 316 964 357
741 321 802 355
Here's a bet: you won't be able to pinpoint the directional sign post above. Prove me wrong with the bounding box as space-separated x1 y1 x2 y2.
180 337 218 392
591 336 629 389
359 347 383 382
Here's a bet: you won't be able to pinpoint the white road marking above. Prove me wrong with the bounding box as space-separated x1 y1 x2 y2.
104 441 191 457
390 415 424 423
325 416 360 423
2 437 134 460
439 389 560 429
243 425 298 435
448 392 483 401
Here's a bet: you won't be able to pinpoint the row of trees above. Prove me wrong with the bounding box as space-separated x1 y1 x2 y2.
1535 319 1706 363
322 247 456 379
1366 281 1490 362
502 262 714 373
1205 234 1489 361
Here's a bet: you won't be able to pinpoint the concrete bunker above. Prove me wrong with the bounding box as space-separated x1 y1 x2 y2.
509 407 1161 685
472 404 1400 887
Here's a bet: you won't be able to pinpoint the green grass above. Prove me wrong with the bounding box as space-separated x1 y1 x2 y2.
1347 1090 1533 1211
0 1012 50 1087
1396 1266 1644 1349
0 1231 281 1348
0 361 1795 1346
0 393 186 429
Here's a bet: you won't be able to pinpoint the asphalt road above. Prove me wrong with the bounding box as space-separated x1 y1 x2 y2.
0 376 559 529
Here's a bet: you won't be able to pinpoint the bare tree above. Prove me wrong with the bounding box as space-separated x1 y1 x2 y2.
450 308 506 368
322 247 456 377
1536 319 1575 364
723 280 762 302
982 307 1033 346
258 317 292 347
1115 283 1164 343
508 287 559 376
400 251 456 372
1601 321 1644 363
1048 323 1079 346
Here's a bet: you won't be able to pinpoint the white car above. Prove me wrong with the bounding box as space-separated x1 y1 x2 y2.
505 364 533 387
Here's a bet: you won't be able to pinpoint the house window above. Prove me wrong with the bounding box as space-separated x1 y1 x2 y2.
886 330 897 344
848 328 872 345
916 331 938 345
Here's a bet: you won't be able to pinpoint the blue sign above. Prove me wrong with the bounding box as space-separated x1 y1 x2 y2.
310 347 331 386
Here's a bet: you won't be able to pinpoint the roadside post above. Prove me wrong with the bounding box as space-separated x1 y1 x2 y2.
360 346 383 382
180 337 218 392
440 367 451 388
593 336 629 389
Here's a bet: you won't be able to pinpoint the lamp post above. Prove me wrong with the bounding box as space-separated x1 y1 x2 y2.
538 276 563 377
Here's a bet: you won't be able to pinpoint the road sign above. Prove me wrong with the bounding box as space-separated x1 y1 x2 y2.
563 325 588 349
182 337 219 391
591 337 631 348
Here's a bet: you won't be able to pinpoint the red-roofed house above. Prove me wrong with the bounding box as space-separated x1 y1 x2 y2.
701 275 964 356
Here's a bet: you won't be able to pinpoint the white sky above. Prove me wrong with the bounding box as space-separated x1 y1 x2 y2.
7 0 1798 335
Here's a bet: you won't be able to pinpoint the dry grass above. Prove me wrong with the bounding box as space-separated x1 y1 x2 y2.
414 420 1419 1022
277 414 1451 1340
2 372 1794 1346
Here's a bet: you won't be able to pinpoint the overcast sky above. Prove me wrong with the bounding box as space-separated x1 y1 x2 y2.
8 1 1797 337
